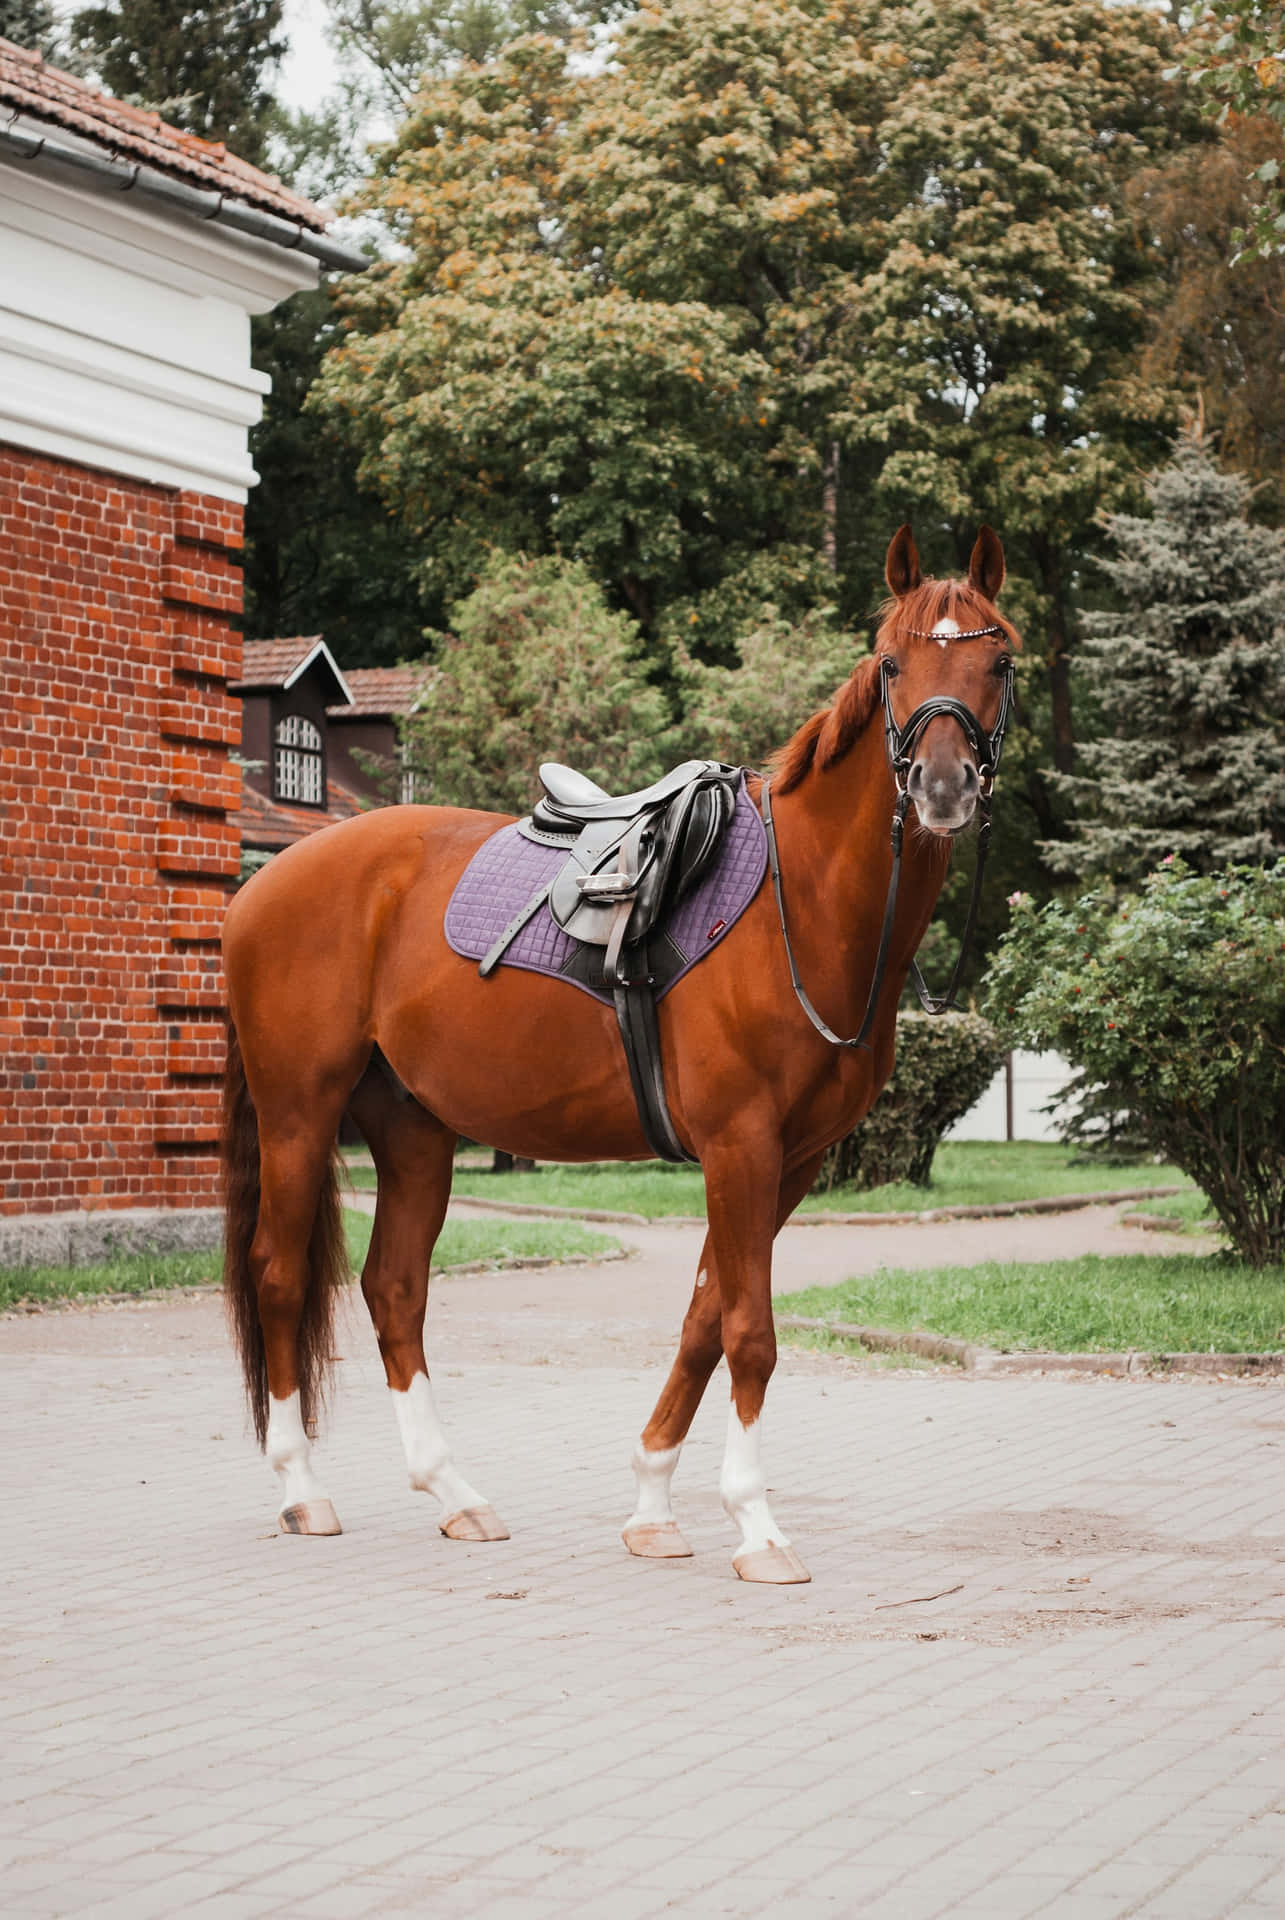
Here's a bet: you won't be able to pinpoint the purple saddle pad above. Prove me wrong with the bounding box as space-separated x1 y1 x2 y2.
444 774 767 1005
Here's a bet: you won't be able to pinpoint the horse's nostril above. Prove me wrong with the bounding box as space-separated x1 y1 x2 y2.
962 761 979 792
906 762 925 799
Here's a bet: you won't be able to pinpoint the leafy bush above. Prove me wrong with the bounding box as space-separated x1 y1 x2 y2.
400 552 669 815
664 603 856 770
986 863 1285 1266
816 1012 1004 1192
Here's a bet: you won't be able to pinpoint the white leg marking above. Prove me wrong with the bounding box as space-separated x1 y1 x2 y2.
392 1372 487 1517
266 1391 328 1511
720 1403 790 1554
625 1442 681 1533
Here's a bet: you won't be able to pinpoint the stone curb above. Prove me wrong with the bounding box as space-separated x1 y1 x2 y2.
444 1185 1185 1231
1121 1209 1213 1234
776 1314 1285 1378
0 1206 223 1271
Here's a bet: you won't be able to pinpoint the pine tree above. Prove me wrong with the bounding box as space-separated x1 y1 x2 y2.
1048 429 1285 882
70 1 285 169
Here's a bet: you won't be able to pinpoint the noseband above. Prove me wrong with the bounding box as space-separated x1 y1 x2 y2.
761 638 1014 1052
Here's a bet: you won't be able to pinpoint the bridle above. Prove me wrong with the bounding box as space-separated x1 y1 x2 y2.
759 631 1014 1052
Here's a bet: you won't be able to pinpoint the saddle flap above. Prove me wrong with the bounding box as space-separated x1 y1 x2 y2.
548 774 737 952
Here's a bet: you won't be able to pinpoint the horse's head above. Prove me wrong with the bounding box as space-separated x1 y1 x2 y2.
877 524 1020 836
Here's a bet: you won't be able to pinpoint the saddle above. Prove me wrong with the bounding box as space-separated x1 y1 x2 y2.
478 759 741 1161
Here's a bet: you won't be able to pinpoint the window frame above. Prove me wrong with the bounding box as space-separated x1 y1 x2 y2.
272 710 326 809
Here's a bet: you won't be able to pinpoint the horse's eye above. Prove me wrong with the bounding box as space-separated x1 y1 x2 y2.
883 660 900 678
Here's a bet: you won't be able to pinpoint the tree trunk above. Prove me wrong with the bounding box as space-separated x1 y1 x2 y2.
821 442 839 572
491 1149 536 1173
1032 536 1076 776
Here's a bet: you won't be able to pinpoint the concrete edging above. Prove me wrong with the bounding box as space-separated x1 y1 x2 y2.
0 1207 223 1270
443 1185 1186 1231
776 1314 1285 1378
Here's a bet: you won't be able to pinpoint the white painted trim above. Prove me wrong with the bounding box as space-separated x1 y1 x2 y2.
1 126 320 307
1 388 259 496
0 134 319 501
283 640 353 706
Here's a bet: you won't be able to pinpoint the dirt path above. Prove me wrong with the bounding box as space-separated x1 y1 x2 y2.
0 1202 1201 1374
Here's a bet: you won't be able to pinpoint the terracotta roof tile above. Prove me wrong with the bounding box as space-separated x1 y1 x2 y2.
0 36 328 229
234 637 323 689
329 666 431 718
230 772 368 850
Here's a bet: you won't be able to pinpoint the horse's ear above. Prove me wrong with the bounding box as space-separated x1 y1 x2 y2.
885 525 922 599
968 525 1005 601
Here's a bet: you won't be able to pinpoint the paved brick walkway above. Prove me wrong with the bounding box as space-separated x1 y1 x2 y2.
3 1263 1284 1918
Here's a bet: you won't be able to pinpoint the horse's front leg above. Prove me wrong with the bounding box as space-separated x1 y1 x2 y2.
624 1143 819 1582
710 1140 812 1584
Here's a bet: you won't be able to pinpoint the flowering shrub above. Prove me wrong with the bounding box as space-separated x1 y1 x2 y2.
816 1012 1003 1192
986 863 1285 1266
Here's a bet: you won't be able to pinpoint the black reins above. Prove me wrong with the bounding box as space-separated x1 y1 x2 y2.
760 638 1014 1052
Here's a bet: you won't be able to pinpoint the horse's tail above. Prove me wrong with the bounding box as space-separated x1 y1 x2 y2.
222 1021 346 1449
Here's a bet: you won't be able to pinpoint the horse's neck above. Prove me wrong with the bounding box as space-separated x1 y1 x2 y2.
769 722 950 1026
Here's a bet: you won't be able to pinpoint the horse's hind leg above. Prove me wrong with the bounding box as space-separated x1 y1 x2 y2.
621 1226 720 1558
254 1122 349 1537
347 1068 509 1542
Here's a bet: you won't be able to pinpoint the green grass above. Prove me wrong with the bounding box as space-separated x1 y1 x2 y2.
341 1211 618 1273
0 1211 619 1313
418 1141 1190 1220
0 1247 223 1313
778 1253 1285 1354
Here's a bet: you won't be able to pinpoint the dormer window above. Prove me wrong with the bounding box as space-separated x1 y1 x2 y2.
274 713 324 806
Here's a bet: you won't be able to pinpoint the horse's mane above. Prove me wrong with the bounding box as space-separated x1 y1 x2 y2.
769 578 1022 795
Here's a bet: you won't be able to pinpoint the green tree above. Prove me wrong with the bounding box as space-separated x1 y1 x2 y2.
244 286 431 665
847 0 1191 792
244 2 621 664
1181 0 1285 257
315 2 1196 813
1048 429 1285 882
1130 115 1285 508
327 0 611 106
70 0 285 168
312 5 895 634
664 605 855 770
0 1 60 54
400 552 669 813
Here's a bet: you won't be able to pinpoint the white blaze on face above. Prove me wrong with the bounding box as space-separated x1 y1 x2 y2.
931 616 960 647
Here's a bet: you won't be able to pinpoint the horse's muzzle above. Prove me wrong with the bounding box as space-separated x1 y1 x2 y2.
906 755 980 834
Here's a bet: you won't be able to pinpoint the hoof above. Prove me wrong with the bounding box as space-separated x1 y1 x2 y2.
733 1541 811 1585
622 1521 693 1560
440 1505 510 1542
279 1500 342 1536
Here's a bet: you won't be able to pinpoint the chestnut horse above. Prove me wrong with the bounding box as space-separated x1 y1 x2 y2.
222 526 1020 1583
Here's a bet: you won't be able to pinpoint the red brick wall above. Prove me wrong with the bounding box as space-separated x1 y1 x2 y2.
0 444 242 1214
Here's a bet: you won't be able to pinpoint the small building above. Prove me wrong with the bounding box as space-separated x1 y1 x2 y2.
0 39 364 1239
229 640 428 853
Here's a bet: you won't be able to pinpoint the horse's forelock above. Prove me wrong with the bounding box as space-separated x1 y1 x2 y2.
875 578 1022 653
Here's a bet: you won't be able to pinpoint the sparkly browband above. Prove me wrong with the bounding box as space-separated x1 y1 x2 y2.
904 623 1006 641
